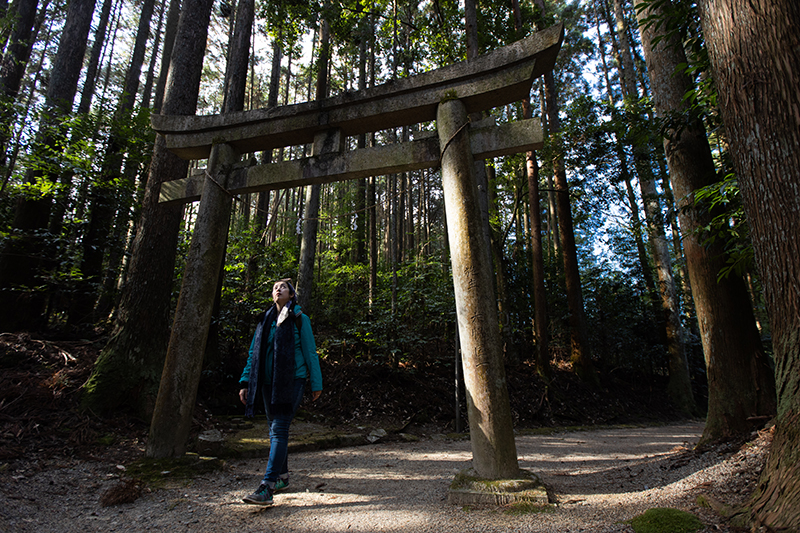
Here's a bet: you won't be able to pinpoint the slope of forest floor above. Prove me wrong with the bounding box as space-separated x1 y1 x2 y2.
2 331 688 465
0 332 773 532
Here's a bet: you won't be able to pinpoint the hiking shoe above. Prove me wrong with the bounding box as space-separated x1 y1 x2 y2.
274 478 290 492
243 484 273 506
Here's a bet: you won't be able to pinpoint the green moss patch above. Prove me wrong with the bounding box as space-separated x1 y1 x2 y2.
125 453 225 487
503 501 554 515
628 508 703 533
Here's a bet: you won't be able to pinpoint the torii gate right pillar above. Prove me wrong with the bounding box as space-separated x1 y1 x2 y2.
438 98 519 479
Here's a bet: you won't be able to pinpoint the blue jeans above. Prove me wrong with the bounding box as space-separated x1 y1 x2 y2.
261 378 306 487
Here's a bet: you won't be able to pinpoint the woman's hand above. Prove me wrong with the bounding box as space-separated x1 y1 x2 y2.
312 390 322 401
239 388 247 405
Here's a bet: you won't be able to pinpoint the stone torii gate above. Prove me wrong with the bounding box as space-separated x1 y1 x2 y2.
147 24 564 480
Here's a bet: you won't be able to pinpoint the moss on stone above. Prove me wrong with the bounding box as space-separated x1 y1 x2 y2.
503 501 554 515
440 90 459 103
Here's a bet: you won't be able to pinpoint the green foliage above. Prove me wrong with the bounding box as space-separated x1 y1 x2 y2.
691 174 753 281
628 508 703 533
320 258 456 368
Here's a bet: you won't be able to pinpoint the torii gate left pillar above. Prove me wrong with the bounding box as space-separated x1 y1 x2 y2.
147 142 237 459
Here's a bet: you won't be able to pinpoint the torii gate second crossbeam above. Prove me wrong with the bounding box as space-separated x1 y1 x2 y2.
145 24 564 482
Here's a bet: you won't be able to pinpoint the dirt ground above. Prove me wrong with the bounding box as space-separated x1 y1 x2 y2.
0 421 772 532
0 332 773 532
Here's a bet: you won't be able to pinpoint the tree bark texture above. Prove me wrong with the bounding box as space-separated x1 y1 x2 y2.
221 0 253 113
696 0 799 529
633 0 776 442
82 0 215 419
438 98 519 480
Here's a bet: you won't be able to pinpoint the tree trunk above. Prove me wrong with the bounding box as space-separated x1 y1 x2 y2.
296 15 330 308
543 69 597 384
633 0 776 442
70 0 157 326
82 0 216 419
695 1 799 528
526 151 551 379
0 0 96 331
140 0 167 109
152 0 181 114
0 0 39 154
513 1 550 377
533 0 596 384
609 0 694 414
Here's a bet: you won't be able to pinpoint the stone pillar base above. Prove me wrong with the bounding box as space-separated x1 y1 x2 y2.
448 468 551 506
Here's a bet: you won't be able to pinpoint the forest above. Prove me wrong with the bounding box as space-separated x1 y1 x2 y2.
0 0 797 529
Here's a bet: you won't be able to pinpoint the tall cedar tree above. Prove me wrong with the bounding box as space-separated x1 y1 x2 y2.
511 0 551 378
608 0 694 415
535 0 597 384
695 0 800 528
82 0 216 419
632 0 775 444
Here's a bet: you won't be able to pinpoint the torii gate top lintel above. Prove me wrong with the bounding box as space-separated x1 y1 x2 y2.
151 24 563 161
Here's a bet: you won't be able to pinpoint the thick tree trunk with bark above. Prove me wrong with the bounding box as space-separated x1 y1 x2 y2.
633 0 775 443
695 0 800 529
82 0 215 419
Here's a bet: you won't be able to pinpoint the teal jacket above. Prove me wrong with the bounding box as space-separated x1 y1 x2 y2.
239 304 323 392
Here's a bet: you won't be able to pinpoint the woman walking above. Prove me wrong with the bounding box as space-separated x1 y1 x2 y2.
239 279 323 506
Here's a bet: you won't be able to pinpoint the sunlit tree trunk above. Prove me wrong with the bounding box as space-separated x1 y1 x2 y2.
633 0 776 442
695 1 799 528
82 0 215 418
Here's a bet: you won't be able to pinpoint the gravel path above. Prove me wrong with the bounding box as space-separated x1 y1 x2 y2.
1 421 770 532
